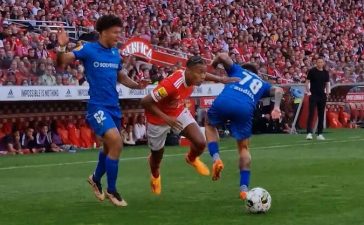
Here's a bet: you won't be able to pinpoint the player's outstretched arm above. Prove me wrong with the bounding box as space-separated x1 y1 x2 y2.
56 27 76 67
270 86 284 119
117 70 149 89
140 95 183 131
211 53 234 71
205 73 240 83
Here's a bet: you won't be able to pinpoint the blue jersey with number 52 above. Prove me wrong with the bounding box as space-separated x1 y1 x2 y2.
219 63 272 108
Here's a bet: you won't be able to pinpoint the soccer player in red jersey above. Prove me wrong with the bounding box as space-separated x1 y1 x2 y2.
141 55 239 195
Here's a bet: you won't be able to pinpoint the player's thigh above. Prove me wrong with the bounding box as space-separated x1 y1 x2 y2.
177 108 205 143
147 123 170 151
181 122 206 149
206 104 226 127
230 118 253 142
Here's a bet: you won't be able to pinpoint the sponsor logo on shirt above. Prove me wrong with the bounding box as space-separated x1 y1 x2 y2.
232 86 255 102
93 61 119 69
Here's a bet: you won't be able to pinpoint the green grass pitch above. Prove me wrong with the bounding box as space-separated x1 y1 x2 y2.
0 129 364 225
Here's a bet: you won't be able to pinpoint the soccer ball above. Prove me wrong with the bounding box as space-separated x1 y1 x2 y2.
245 187 272 213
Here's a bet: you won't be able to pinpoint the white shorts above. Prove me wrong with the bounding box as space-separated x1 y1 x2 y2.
147 108 196 151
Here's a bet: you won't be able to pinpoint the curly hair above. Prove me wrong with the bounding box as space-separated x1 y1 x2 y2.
95 14 122 33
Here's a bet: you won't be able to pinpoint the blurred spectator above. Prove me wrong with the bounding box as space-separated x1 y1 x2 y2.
39 64 56 85
48 121 70 151
21 127 41 153
1 50 14 69
0 70 6 85
55 75 63 85
133 114 147 145
0 127 24 155
36 123 61 152
35 41 48 59
68 69 79 85
121 124 136 146
27 48 38 61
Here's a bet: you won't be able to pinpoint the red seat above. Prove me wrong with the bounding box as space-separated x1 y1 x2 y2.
327 111 342 128
338 107 350 128
67 122 81 147
57 122 71 145
80 124 93 148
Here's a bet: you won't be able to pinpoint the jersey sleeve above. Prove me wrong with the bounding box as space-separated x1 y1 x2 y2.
150 79 176 102
72 43 89 61
226 63 243 78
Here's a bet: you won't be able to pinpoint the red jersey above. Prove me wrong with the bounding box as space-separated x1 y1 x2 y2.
146 70 194 125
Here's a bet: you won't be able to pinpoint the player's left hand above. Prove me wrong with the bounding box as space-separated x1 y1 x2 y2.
57 26 69 47
137 79 150 89
271 107 282 120
221 76 241 84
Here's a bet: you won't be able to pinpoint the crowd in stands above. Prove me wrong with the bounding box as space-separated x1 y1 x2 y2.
1 0 364 155
0 113 147 155
1 0 364 86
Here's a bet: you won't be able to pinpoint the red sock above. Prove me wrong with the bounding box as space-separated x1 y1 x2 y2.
187 150 198 162
149 156 160 178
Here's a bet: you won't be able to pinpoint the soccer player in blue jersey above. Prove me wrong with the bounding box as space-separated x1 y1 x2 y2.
205 53 284 200
56 15 148 207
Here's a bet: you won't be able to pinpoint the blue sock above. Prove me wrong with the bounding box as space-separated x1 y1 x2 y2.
105 156 119 193
240 170 251 192
208 142 220 161
93 151 107 182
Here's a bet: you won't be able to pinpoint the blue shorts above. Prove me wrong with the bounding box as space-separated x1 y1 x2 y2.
207 97 253 141
86 103 122 137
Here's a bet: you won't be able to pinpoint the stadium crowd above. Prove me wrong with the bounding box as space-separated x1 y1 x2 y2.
1 0 364 154
1 0 364 85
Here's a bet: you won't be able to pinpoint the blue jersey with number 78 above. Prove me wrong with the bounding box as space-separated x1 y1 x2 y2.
219 63 271 108
207 63 272 140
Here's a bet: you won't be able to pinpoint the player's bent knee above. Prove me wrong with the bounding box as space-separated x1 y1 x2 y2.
151 148 164 156
103 133 123 158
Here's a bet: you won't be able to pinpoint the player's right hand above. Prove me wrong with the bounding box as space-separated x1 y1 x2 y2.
57 26 69 47
306 91 311 96
165 116 183 131
271 107 281 120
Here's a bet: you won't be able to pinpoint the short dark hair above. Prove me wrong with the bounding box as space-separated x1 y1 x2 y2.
11 125 19 134
186 55 205 68
242 63 258 74
95 14 122 33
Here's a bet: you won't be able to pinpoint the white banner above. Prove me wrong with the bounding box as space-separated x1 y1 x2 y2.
0 84 224 101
